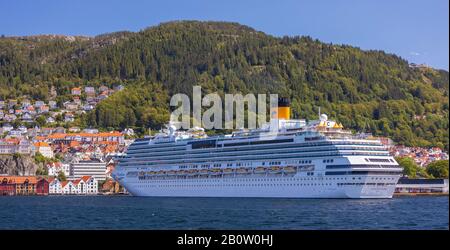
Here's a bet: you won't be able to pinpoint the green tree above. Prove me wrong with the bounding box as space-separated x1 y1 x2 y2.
57 171 67 181
396 157 429 178
426 160 449 178
35 166 48 176
34 152 47 164
35 115 46 127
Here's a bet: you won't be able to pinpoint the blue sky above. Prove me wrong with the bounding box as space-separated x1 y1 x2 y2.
0 0 448 70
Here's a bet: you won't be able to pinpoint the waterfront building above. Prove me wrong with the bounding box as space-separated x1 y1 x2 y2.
49 178 62 194
73 176 98 194
395 178 449 194
101 178 123 193
50 176 98 195
61 180 77 194
0 176 38 195
0 177 16 195
70 159 107 181
36 178 49 195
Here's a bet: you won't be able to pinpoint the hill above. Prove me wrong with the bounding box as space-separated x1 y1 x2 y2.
0 21 448 149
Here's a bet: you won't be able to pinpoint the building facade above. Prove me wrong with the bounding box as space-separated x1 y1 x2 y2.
395 178 449 194
70 160 107 181
50 176 98 195
0 176 39 195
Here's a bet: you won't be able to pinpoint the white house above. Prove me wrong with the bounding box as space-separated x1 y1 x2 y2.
61 180 77 194
73 176 98 195
34 101 45 108
2 124 14 132
46 117 56 124
34 142 54 158
64 112 75 122
47 162 70 177
49 178 62 194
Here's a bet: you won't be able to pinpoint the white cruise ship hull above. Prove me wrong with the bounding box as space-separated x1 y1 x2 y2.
116 174 400 199
114 116 403 199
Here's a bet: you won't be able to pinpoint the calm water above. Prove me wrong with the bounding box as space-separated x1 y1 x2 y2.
0 195 447 229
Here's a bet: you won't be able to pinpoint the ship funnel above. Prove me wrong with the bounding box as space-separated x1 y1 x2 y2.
272 97 291 120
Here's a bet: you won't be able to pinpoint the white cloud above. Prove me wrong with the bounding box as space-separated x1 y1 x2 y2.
409 51 420 56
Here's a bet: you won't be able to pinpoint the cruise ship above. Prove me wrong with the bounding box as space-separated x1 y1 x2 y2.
112 99 402 198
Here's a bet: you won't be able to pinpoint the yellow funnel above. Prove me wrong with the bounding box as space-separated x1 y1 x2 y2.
271 98 291 120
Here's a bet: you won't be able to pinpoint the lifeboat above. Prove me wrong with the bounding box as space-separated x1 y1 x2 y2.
177 170 187 176
223 168 234 174
187 169 199 176
283 166 297 174
199 169 209 175
268 166 281 174
156 170 166 176
236 167 249 174
209 168 222 175
166 170 177 176
254 167 267 174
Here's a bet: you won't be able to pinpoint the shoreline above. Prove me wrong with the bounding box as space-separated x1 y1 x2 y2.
394 193 449 197
2 193 448 197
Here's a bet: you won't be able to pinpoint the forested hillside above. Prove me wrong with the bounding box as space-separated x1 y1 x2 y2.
0 21 448 149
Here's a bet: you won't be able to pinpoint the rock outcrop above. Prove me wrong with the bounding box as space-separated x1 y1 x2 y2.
0 155 38 176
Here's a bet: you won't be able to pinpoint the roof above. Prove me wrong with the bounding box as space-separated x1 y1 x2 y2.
69 140 80 147
0 176 38 184
2 138 20 144
60 181 70 188
81 176 91 182
45 132 123 140
48 133 67 139
34 142 50 147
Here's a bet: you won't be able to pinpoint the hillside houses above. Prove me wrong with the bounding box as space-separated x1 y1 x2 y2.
0 138 33 154
0 84 123 127
391 145 449 167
